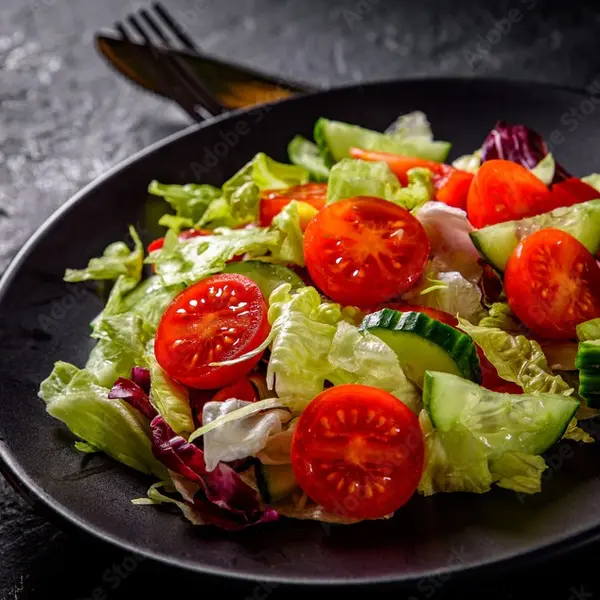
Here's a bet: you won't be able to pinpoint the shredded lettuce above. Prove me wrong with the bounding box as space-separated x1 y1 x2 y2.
287 135 330 181
39 362 167 478
64 226 143 287
458 319 573 395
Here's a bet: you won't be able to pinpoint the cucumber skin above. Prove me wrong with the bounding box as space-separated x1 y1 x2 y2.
361 309 482 384
255 463 299 504
576 340 600 407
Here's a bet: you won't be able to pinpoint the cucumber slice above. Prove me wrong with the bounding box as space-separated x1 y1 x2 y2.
576 340 600 407
314 118 451 166
424 371 579 455
222 261 303 300
255 463 299 503
360 309 481 387
470 200 600 272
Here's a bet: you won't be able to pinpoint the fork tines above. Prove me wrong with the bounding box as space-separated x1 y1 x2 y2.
115 2 225 121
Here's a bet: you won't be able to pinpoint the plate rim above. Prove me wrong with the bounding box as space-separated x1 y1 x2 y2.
1 75 598 585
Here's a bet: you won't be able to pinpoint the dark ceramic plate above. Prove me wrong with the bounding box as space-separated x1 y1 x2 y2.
2 78 600 586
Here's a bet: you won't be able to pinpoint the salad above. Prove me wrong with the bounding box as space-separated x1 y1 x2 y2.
39 112 600 530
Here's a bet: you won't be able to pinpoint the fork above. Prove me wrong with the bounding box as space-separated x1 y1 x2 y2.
114 3 226 121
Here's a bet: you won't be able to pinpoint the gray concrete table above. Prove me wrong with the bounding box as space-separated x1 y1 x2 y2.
1 0 600 597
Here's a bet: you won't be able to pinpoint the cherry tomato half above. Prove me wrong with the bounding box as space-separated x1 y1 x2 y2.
303 197 430 306
349 148 473 210
154 274 270 388
291 384 424 519
505 228 600 340
259 183 327 227
212 377 258 403
467 160 554 228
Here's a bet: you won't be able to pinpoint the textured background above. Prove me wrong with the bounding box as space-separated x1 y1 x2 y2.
2 0 600 598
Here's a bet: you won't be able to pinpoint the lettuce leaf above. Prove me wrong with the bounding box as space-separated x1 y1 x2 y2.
287 135 330 181
577 318 600 341
405 269 486 323
64 226 143 286
327 321 421 413
145 354 194 436
148 182 221 228
477 303 524 333
458 319 572 395
39 362 167 478
270 201 305 266
415 202 482 281
326 159 434 210
488 452 547 494
384 111 434 139
201 399 291 471
266 285 341 405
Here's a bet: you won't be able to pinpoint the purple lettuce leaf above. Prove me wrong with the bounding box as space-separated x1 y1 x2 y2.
108 377 157 420
150 416 277 530
480 120 571 183
131 366 151 394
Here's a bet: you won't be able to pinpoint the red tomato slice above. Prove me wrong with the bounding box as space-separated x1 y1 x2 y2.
147 228 212 253
291 384 424 519
434 168 474 210
212 377 258 403
154 274 270 388
303 197 430 306
349 148 473 209
549 177 599 209
467 160 554 228
505 228 600 340
259 183 327 227
374 303 522 393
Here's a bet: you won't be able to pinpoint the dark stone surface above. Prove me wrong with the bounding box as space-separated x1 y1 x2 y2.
1 0 600 597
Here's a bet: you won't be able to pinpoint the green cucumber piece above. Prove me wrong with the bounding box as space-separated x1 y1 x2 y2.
423 371 579 455
360 309 481 387
222 261 303 300
287 135 330 182
255 463 299 503
314 118 451 166
470 199 600 272
576 340 600 407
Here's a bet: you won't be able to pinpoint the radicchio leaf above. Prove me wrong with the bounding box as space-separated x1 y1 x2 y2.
480 121 570 183
150 416 277 529
131 366 151 394
108 378 157 420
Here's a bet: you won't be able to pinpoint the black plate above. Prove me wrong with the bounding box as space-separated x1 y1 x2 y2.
2 78 600 586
